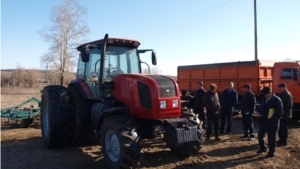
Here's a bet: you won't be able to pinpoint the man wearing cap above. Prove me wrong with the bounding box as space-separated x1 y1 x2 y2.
257 87 283 158
181 89 194 110
277 83 293 146
202 83 221 141
220 82 238 134
240 84 256 140
193 82 207 129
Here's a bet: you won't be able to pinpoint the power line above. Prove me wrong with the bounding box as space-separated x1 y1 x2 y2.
138 0 227 40
142 0 243 43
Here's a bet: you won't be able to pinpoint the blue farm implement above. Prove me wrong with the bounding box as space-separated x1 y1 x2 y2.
1 97 41 127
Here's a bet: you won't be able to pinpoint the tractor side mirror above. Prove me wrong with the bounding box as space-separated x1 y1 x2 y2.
152 50 157 65
81 47 90 62
293 68 299 81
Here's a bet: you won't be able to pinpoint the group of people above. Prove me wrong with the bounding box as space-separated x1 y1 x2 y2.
180 82 293 158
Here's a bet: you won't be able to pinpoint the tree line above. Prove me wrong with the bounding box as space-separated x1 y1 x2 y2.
1 65 75 87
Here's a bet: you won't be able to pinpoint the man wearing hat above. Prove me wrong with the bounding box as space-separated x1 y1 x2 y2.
277 83 293 146
181 89 194 110
240 84 256 140
257 87 283 158
202 83 221 141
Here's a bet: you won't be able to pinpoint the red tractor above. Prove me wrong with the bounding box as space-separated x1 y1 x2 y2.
41 34 205 168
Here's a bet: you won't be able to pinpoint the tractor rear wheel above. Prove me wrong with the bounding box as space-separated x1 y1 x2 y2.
100 115 141 169
166 109 205 156
41 85 73 148
68 85 94 146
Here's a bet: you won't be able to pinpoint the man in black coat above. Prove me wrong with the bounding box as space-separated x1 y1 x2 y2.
240 84 256 140
203 84 221 141
220 82 238 134
181 89 194 110
277 83 293 146
193 82 207 129
257 87 283 158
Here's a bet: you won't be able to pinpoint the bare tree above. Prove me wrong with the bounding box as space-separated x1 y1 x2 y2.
40 0 89 86
151 66 160 75
1 72 11 87
24 69 40 87
142 66 161 75
12 65 25 87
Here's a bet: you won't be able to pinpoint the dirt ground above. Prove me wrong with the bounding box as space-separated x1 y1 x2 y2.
1 86 300 169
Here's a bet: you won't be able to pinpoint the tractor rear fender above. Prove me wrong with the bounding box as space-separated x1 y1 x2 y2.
95 107 129 133
68 79 93 99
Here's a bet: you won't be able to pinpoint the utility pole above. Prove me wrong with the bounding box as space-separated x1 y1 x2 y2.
254 0 258 61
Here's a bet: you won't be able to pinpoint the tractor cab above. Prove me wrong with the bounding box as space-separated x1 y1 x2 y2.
76 34 156 99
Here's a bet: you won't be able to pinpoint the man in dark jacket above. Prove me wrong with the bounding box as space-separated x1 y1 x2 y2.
257 87 283 158
202 84 221 141
193 82 207 129
181 89 194 110
220 82 238 134
277 83 293 146
240 84 256 140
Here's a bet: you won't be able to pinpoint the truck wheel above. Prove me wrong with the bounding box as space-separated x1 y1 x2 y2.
68 85 94 146
166 109 205 156
100 115 141 169
41 85 73 148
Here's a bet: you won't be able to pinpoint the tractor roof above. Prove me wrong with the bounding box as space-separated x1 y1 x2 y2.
77 38 141 50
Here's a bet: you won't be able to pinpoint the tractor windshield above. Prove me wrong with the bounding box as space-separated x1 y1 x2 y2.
104 46 140 81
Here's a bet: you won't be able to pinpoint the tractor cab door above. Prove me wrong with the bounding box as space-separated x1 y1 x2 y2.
84 48 102 99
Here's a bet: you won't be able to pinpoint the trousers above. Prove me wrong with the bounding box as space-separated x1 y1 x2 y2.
258 128 276 153
220 109 233 133
242 112 255 137
278 118 289 144
206 112 219 137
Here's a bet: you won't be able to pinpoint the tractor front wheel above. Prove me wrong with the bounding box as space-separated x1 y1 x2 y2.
100 115 141 169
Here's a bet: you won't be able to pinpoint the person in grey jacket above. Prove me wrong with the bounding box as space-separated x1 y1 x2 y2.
220 82 238 134
276 83 293 146
240 84 256 140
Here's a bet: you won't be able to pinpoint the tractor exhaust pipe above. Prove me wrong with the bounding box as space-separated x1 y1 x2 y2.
100 33 109 98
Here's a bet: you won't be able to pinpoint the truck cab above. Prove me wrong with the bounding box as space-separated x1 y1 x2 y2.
273 61 300 110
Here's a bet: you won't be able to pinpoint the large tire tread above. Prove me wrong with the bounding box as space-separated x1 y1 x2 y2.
100 115 141 169
68 85 94 146
41 85 73 148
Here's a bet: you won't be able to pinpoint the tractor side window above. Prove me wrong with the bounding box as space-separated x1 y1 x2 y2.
76 54 85 79
128 50 140 73
85 48 101 98
281 68 292 80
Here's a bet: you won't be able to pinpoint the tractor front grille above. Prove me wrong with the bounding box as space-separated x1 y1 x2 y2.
138 81 152 109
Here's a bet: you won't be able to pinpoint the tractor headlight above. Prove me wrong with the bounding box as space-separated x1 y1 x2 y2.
172 100 179 107
160 101 167 109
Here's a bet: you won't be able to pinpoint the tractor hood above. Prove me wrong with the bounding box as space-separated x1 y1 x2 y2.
112 74 181 120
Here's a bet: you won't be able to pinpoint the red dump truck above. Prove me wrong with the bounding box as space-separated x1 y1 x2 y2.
177 60 300 115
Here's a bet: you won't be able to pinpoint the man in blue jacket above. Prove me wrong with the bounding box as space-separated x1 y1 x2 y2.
220 82 238 134
257 87 283 158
